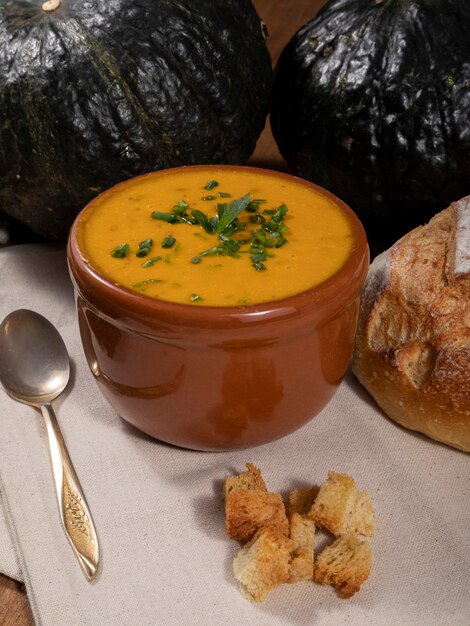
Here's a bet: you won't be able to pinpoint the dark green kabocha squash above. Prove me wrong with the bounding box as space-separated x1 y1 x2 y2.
0 0 272 240
271 0 470 248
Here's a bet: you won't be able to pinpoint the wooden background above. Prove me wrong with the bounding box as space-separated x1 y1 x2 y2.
0 1 325 623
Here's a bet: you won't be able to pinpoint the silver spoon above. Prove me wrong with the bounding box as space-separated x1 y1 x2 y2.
0 309 99 581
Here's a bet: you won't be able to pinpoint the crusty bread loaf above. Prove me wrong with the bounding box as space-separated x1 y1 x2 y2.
233 527 293 601
309 471 375 537
314 535 372 598
352 196 470 452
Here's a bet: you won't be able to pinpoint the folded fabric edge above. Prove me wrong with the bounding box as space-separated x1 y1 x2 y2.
0 474 23 582
0 467 43 626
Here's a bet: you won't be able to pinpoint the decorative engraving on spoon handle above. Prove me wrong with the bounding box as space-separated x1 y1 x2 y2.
41 403 100 580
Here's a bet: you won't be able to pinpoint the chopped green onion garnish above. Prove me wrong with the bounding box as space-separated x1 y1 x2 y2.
272 204 288 222
199 246 219 257
275 237 287 248
142 256 162 267
178 216 195 226
132 278 163 290
135 238 153 257
136 247 150 257
220 239 240 256
190 294 203 302
161 236 176 248
247 199 266 212
151 211 178 222
148 190 289 274
263 221 279 232
249 214 266 224
251 231 268 247
110 243 130 258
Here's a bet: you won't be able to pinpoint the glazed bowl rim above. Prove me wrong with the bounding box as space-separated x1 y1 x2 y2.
67 164 369 326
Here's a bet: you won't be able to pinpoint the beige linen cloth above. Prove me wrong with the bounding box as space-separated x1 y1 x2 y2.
0 243 469 626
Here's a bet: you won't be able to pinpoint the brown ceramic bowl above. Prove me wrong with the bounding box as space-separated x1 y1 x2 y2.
67 165 369 451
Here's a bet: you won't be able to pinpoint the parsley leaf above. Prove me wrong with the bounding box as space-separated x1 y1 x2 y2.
216 194 251 234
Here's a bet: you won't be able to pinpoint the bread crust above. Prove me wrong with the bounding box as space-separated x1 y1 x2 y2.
224 463 267 500
352 197 470 452
225 490 289 543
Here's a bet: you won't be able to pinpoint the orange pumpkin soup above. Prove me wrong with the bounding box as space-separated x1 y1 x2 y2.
77 167 354 306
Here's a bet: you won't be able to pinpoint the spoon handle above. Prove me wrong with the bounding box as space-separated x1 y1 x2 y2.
40 403 100 580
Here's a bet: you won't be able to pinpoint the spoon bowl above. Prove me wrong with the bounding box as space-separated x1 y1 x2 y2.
0 309 99 580
0 309 70 405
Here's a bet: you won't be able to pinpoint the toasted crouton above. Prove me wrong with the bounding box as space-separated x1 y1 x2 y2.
224 463 267 501
309 472 375 537
314 534 372 598
348 490 375 537
225 490 289 543
287 486 318 517
233 527 293 601
288 513 315 583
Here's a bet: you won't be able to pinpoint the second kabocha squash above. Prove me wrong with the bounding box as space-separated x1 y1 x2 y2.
0 0 272 240
271 0 470 248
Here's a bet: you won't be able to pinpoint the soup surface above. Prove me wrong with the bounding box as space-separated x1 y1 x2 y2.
78 167 354 306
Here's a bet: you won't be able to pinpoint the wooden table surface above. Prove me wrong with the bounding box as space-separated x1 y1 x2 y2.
0 1 324 623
